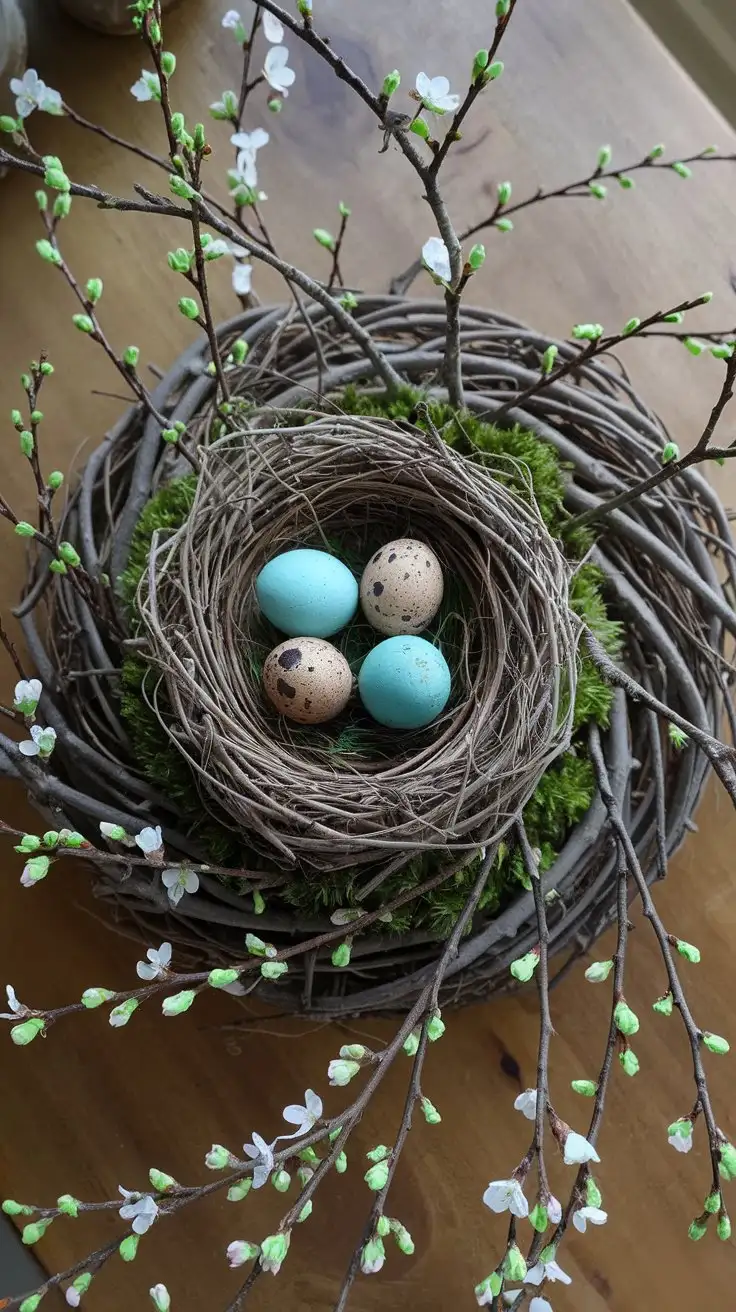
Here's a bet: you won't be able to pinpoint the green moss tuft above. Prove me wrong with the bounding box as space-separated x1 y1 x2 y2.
116 388 622 933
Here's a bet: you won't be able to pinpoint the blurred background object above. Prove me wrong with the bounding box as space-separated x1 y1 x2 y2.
0 0 25 127
57 0 180 34
633 0 736 126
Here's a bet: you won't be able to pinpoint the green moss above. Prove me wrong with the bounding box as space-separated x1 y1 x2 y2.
116 388 622 933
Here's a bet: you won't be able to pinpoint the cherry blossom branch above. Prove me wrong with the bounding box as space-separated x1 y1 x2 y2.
490 291 715 426
567 346 736 530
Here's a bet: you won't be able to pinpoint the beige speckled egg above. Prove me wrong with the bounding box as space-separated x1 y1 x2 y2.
360 538 444 636
262 638 353 724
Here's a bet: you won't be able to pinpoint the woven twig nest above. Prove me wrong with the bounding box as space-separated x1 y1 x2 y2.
8 297 732 1017
138 417 577 875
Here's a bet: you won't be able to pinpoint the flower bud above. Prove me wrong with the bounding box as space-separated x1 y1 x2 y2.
364 1161 390 1191
623 316 641 335
271 1169 291 1193
227 1239 260 1267
0 114 19 132
109 998 139 1027
11 1017 45 1046
496 0 510 13
162 989 196 1017
15 522 36 537
688 1217 708 1241
260 961 288 980
20 430 33 457
510 949 539 983
36 239 61 266
410 117 430 141
72 314 95 335
82 987 115 1009
487 60 504 80
503 1244 527 1282
313 228 335 251
335 1151 347 1173
468 243 486 270
649 143 665 158
123 345 140 368
672 161 692 179
366 1145 389 1163
57 542 81 568
3 1199 34 1216
178 297 200 320
208 968 239 989
472 49 490 81
47 471 64 491
529 1202 548 1232
718 1214 732 1241
169 175 199 200
541 344 558 374
149 1169 177 1193
57 1194 81 1217
160 51 176 76
571 1079 597 1097
227 1179 252 1201
205 1144 232 1170
53 192 72 218
711 343 734 360
392 1223 414 1255
85 278 103 304
20 1297 43 1312
675 939 701 964
119 1233 140 1261
705 1191 721 1214
167 248 192 273
360 1235 385 1273
586 1176 603 1208
403 1029 420 1056
661 442 680 465
495 217 514 232
703 1032 730 1055
684 337 705 356
421 1096 441 1124
259 1231 290 1274
597 144 612 168
17 834 41 853
382 70 401 98
331 941 351 967
427 1011 445 1041
22 1218 54 1245
572 323 604 341
653 992 674 1015
614 1000 640 1036
720 1143 736 1178
619 1048 639 1077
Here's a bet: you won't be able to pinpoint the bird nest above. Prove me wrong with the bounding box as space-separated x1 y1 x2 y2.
136 416 577 873
9 297 731 1017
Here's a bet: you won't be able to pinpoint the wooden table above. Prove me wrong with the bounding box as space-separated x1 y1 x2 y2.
2 0 736 1307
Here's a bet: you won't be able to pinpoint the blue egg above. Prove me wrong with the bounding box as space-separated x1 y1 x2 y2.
255 548 358 638
358 636 451 730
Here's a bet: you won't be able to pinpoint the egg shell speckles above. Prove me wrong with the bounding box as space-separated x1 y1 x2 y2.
358 635 451 730
262 638 354 724
255 548 359 638
360 538 444 636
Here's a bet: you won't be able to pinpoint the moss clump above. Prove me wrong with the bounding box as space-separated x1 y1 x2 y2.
117 388 621 931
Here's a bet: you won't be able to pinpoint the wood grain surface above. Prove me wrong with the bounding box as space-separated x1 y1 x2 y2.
2 1 736 1308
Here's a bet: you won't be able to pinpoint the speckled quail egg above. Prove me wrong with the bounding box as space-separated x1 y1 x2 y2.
262 638 354 724
360 538 444 636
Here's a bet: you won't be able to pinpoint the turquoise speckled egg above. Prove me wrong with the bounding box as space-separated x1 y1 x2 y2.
358 636 451 730
255 549 358 638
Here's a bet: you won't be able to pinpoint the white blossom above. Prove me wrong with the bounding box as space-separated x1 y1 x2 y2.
222 8 241 26
546 1193 562 1224
10 70 63 119
415 71 460 114
264 46 295 96
231 127 269 188
161 866 199 906
563 1130 600 1165
0 984 24 1020
243 1132 274 1188
360 1238 385 1274
232 261 253 296
572 1205 608 1233
328 1058 360 1087
262 10 284 42
227 1239 259 1267
136 825 163 855
118 1188 158 1234
482 1178 529 1218
514 1088 537 1120
136 943 173 981
65 1289 81 1308
668 1124 693 1153
149 1286 170 1312
529 1301 553 1312
279 1089 323 1138
18 724 56 758
526 1259 571 1285
422 236 451 284
13 678 42 713
131 70 162 103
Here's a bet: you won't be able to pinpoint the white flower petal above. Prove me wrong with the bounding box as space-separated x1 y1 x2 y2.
668 1131 693 1153
136 962 158 981
305 1088 322 1120
158 942 172 966
547 1194 562 1224
482 1179 528 1218
282 1105 308 1126
563 1130 600 1165
513 1089 538 1120
529 1301 553 1312
263 46 295 95
222 8 241 27
415 72 431 99
262 10 284 42
135 825 163 854
232 262 253 296
18 741 40 757
421 236 451 283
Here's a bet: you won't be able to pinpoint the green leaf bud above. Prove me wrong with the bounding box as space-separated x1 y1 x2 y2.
178 297 200 320
11 1017 45 1046
529 1202 548 1232
588 182 607 199
703 1032 730 1055
688 1217 708 1241
119 1233 140 1261
331 941 352 967
123 345 140 367
571 1079 597 1097
15 521 36 538
718 1214 732 1241
47 471 64 491
208 968 239 989
49 560 67 575
160 51 176 76
261 961 288 980
541 344 558 373
675 939 701 964
167 247 192 273
72 314 95 334
20 431 34 458
313 228 335 251
35 239 61 266
705 1191 721 1214
161 989 196 1016
0 114 19 132
623 317 641 335
2 1199 34 1216
381 70 401 98
510 950 539 983
497 179 512 205
614 1000 640 1036
82 987 115 1009
364 1160 390 1191
411 117 430 140
421 1096 441 1124
503 1244 527 1283
572 322 604 340
85 277 103 303
619 1048 640 1077
597 144 612 168
468 243 486 270
472 49 490 81
661 441 680 464
58 542 81 568
672 161 692 178
653 992 674 1016
57 1194 81 1217
169 175 199 200
22 1217 54 1245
